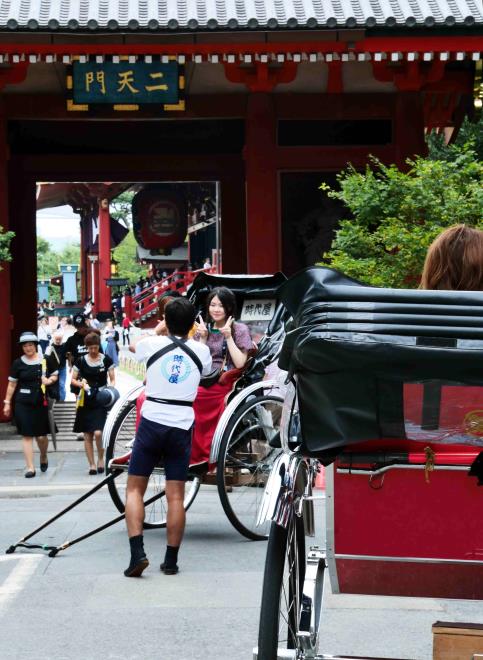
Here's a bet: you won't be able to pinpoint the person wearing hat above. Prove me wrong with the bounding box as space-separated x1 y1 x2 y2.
71 332 116 475
2 332 58 478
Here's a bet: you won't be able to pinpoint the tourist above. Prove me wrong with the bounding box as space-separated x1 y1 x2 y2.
103 320 120 367
37 315 51 355
121 312 134 346
191 287 253 470
45 330 67 401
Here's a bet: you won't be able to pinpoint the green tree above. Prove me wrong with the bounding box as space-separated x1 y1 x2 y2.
322 147 483 288
37 236 59 278
427 114 483 162
58 243 80 265
112 230 146 283
111 189 135 228
0 226 14 269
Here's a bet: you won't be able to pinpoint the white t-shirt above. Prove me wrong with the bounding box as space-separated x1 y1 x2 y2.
135 335 212 430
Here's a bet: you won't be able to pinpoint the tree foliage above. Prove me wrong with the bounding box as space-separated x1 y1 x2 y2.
0 226 14 269
321 146 483 288
112 229 146 283
427 114 483 162
111 189 135 228
37 236 81 278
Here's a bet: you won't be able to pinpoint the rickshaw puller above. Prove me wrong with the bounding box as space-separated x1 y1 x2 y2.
124 298 212 578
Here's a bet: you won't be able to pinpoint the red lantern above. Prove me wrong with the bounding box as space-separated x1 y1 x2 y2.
132 186 187 250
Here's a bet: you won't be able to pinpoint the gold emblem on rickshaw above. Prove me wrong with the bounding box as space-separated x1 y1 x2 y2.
463 410 483 437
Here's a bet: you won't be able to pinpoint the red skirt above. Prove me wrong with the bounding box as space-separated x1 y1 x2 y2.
134 370 238 464
191 370 239 464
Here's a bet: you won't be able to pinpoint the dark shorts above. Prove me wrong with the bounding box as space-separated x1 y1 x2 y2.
128 416 191 481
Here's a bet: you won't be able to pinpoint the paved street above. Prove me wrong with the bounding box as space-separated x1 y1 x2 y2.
0 366 482 660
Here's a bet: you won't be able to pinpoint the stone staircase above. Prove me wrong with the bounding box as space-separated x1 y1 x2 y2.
52 401 78 441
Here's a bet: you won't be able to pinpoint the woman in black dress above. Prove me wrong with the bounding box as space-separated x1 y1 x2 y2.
71 332 115 475
2 332 58 478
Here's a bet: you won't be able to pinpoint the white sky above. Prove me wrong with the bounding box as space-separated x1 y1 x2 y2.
36 205 81 244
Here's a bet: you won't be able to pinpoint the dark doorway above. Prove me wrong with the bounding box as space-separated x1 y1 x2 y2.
281 172 346 276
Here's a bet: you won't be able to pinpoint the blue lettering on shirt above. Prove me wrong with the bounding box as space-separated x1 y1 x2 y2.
160 353 192 384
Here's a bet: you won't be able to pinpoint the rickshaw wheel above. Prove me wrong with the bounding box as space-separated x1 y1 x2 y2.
216 394 284 541
105 397 201 529
258 518 306 659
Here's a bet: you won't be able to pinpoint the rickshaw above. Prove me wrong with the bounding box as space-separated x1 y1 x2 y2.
6 271 289 556
104 271 289 542
255 266 483 660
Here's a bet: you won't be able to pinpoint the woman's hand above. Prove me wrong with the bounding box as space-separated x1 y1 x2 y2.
219 316 234 339
3 402 11 418
82 379 90 391
41 375 51 386
195 316 209 340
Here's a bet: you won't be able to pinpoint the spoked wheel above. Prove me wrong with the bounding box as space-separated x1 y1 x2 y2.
105 397 201 529
216 394 283 540
257 459 325 660
258 518 305 659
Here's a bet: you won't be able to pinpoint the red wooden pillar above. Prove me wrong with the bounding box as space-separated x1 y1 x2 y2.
394 92 427 166
0 104 12 421
79 214 88 303
97 198 111 315
245 93 279 273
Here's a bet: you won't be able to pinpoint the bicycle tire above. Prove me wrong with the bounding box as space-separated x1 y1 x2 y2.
216 394 283 541
105 397 200 529
257 517 306 660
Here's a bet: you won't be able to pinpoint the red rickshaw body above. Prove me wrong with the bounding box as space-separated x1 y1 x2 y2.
329 438 482 600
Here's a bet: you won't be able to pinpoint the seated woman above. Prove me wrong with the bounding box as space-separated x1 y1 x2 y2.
190 287 253 469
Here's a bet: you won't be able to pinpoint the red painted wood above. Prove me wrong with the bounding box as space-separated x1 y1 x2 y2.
0 63 28 89
97 200 111 314
327 61 343 94
8 173 37 349
0 36 480 57
245 93 279 273
372 60 446 91
393 92 427 164
0 108 12 422
336 559 483 600
332 464 483 598
224 62 297 92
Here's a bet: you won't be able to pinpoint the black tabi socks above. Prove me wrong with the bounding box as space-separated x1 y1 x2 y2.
124 535 149 577
160 545 180 574
129 534 146 562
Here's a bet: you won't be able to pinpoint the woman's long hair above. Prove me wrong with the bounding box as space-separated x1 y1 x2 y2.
420 224 483 291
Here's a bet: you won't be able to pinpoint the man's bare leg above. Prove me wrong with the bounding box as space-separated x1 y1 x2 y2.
124 474 149 577
161 480 186 574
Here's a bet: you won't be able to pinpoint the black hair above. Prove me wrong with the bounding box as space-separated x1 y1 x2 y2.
164 297 196 336
84 332 100 346
206 287 237 320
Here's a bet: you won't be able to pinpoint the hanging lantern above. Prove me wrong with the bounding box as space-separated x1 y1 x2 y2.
132 185 187 250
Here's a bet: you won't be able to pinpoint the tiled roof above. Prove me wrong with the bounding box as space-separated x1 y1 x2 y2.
0 0 481 32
